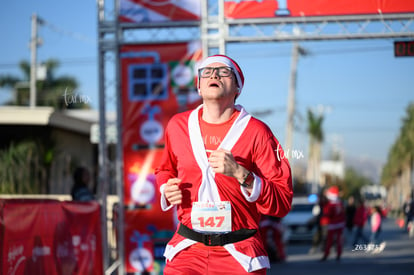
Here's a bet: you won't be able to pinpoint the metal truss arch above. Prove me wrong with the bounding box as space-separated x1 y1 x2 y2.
225 13 414 42
97 1 414 274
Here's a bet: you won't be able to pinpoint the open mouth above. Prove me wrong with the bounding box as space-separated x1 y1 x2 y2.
209 83 220 88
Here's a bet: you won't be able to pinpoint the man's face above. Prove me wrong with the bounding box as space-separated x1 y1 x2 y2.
198 62 238 101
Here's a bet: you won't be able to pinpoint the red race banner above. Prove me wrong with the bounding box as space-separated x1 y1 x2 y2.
120 42 202 273
120 190 177 273
113 177 177 274
225 0 414 19
0 199 103 275
120 41 202 207
119 0 201 23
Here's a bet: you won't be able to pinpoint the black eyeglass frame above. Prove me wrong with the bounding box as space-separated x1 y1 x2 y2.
198 66 234 78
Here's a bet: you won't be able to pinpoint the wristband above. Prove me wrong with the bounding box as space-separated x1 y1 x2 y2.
240 171 254 188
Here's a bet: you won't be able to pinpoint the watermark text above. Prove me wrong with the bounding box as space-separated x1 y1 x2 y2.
63 87 91 106
275 144 304 161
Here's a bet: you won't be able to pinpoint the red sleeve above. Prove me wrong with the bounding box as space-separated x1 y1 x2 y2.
155 119 178 189
252 125 293 217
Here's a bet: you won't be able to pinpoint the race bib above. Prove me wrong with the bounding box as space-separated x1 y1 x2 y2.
191 201 232 233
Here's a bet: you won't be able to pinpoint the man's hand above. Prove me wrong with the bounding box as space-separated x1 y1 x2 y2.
164 178 182 206
208 149 246 182
208 149 253 192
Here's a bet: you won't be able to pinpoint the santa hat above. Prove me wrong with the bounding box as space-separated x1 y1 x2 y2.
326 186 339 201
197 54 244 98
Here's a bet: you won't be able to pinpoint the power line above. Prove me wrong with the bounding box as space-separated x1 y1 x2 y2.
0 14 95 71
39 16 95 45
0 43 393 69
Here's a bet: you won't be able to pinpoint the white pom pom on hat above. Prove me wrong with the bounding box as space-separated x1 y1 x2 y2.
197 54 245 97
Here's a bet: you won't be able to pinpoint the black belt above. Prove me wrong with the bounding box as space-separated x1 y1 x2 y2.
177 223 257 246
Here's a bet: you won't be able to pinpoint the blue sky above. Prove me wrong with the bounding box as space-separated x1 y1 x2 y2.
1 0 413 182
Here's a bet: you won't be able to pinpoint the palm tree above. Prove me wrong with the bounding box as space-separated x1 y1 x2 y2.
0 59 90 194
0 59 89 109
306 108 324 193
381 103 414 204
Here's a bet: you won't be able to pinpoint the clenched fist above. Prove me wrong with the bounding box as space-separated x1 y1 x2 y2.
164 178 183 206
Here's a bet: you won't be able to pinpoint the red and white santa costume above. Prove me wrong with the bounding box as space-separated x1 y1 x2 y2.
156 104 292 272
321 186 345 260
155 55 292 273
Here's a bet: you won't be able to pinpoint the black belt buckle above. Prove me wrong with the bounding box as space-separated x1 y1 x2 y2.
203 233 224 246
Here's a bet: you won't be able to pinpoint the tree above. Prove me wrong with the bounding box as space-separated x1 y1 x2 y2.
0 59 91 194
341 167 373 200
0 139 53 194
381 103 414 188
0 59 90 109
306 108 324 193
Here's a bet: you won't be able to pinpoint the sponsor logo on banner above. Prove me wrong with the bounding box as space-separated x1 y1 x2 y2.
224 0 414 19
119 0 201 22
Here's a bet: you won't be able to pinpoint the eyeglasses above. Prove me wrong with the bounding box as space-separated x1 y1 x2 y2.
198 66 233 78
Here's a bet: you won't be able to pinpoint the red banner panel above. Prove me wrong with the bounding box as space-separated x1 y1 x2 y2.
119 0 201 23
0 199 103 275
225 0 414 19
121 196 177 273
121 41 202 206
111 165 177 274
120 41 202 273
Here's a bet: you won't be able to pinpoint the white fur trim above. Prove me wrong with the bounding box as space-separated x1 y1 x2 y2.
188 104 252 202
240 173 262 202
198 56 243 94
224 243 270 272
326 193 338 201
164 240 269 272
188 105 220 202
163 239 197 261
160 184 174 211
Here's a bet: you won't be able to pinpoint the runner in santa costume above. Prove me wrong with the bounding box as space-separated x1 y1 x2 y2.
320 185 346 261
156 54 293 274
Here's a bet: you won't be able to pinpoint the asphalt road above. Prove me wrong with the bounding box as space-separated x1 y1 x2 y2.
267 217 414 275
